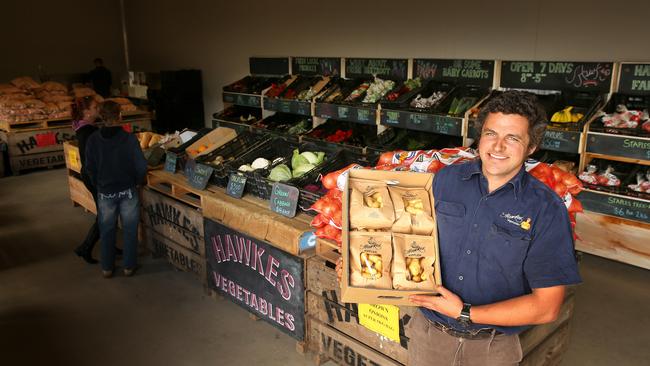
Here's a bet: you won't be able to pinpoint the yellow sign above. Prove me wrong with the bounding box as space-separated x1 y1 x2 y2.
68 149 80 171
358 304 401 342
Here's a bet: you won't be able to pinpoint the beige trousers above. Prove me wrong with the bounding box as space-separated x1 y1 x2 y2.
407 310 523 366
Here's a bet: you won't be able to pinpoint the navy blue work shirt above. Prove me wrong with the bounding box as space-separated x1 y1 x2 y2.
422 159 582 335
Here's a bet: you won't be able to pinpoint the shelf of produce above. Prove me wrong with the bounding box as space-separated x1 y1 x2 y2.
222 92 263 108
314 103 378 125
264 97 312 116
379 108 464 136
576 210 650 270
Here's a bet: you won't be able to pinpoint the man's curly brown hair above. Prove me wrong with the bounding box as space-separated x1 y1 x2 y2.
476 90 547 151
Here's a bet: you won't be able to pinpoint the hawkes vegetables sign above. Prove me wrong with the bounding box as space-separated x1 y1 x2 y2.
204 218 305 340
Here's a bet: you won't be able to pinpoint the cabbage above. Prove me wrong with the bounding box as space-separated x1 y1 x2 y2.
292 163 315 178
315 152 325 165
251 157 270 170
301 151 319 165
269 164 292 182
292 149 310 169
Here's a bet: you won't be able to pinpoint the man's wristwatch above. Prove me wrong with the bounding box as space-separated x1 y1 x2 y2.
457 303 472 327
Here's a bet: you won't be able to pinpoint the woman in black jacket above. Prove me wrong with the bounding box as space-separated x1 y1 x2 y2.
72 96 122 263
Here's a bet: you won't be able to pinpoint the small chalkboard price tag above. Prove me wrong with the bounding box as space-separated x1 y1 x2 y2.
164 152 177 173
188 163 214 190
226 173 247 198
269 183 299 218
184 158 196 177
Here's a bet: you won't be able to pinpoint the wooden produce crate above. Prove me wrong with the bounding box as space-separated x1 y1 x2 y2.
305 256 577 366
1 125 73 174
576 210 650 270
142 225 206 283
202 186 313 256
147 170 208 209
140 187 204 256
315 238 340 265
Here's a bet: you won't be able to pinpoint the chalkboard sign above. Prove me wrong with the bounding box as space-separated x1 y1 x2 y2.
431 115 462 136
586 132 650 160
578 190 650 224
184 158 196 177
223 92 262 107
292 57 341 76
414 59 494 87
226 173 247 199
264 98 312 116
164 152 178 173
380 109 407 128
270 183 299 218
500 61 613 92
345 58 408 80
249 57 289 76
204 218 306 340
315 103 338 119
188 163 214 190
540 129 581 154
618 63 650 95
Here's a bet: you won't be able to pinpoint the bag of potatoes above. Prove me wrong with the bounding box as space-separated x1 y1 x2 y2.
392 233 437 290
349 179 395 230
389 187 435 235
349 231 393 289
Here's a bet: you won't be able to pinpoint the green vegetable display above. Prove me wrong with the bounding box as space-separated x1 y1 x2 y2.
269 164 292 182
269 149 326 182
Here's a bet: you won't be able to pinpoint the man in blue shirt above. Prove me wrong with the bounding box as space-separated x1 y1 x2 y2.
408 91 581 365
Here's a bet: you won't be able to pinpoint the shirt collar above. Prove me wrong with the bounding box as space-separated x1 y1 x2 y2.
460 159 526 200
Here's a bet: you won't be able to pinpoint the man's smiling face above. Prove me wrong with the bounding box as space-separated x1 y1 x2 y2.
478 112 536 190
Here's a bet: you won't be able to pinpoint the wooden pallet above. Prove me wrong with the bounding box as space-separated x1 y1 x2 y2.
0 117 72 132
147 169 207 209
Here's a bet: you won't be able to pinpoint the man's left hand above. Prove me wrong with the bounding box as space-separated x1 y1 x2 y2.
409 286 463 318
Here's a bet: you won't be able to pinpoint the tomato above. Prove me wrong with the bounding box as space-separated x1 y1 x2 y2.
378 151 399 166
426 160 444 173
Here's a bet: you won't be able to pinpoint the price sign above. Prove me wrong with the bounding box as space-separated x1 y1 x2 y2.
164 152 177 173
380 110 405 127
431 115 462 136
586 133 650 161
316 103 338 119
188 163 214 190
355 108 374 124
578 190 650 224
184 158 196 177
540 129 581 154
358 304 401 342
270 183 299 218
226 173 247 199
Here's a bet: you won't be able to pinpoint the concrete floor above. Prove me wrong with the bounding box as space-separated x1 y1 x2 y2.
0 168 648 366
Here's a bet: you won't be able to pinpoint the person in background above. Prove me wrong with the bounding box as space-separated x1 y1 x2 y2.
85 101 147 278
88 58 112 98
72 96 100 264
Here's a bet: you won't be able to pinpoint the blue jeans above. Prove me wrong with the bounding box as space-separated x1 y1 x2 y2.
97 188 140 271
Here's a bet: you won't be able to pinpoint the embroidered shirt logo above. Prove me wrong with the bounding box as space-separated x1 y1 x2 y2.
500 213 532 231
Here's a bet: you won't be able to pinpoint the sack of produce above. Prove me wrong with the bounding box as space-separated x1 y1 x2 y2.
389 187 434 235
392 233 436 290
349 179 395 230
349 231 393 289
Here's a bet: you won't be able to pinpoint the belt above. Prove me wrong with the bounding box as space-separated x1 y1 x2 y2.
429 320 502 340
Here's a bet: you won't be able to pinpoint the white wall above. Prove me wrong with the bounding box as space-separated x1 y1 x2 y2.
124 0 650 126
1 0 126 85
